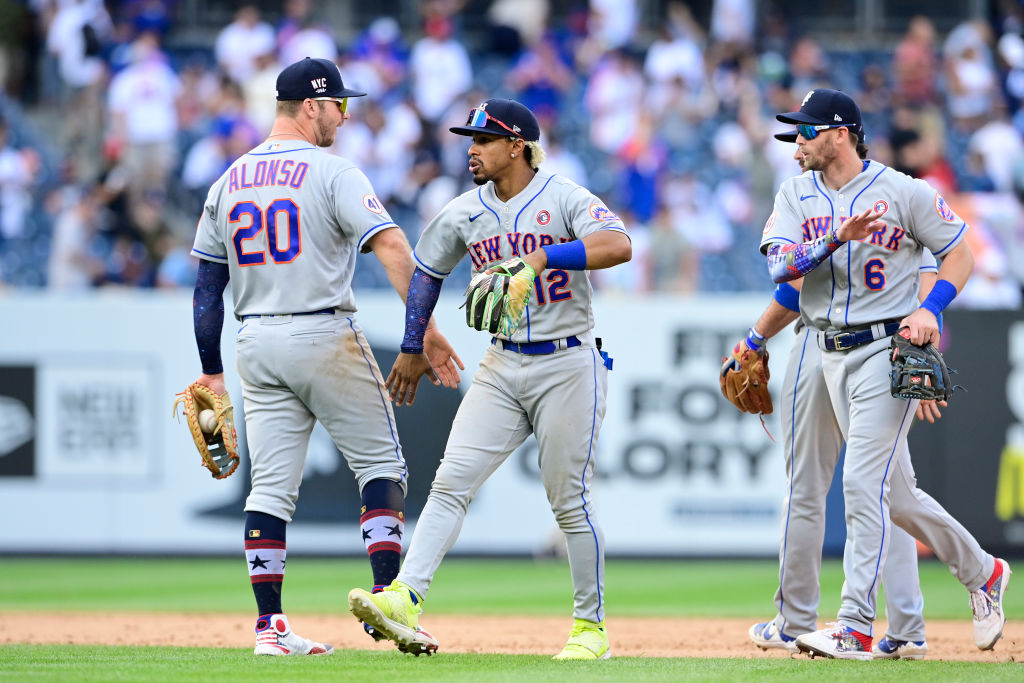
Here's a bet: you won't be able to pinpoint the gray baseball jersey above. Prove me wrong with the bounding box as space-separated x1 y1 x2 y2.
412 169 626 340
191 138 407 522
193 139 397 318
395 169 627 625
761 160 966 331
760 161 992 636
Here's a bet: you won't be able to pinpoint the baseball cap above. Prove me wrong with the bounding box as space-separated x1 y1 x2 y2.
449 98 540 141
774 88 864 142
275 57 367 101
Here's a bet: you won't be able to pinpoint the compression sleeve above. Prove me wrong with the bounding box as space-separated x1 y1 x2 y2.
193 259 230 375
402 267 443 354
766 228 844 283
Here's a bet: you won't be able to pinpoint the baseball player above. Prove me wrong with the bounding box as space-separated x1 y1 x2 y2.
740 149 936 659
347 98 631 660
760 88 1010 659
188 57 462 656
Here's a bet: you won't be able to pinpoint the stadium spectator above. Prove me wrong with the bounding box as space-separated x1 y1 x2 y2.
214 5 275 84
408 15 472 123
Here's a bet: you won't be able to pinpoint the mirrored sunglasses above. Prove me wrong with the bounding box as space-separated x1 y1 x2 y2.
466 108 520 137
313 97 348 114
796 123 846 140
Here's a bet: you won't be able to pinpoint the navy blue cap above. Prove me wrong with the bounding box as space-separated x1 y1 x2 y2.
275 57 366 101
449 98 540 141
774 89 864 142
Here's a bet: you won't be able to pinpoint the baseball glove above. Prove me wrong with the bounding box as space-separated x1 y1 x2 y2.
720 341 773 414
463 257 536 337
889 326 955 401
172 383 240 479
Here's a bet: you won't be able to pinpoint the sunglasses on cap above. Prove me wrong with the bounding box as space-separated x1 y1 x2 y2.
796 123 847 140
466 108 520 138
313 97 348 114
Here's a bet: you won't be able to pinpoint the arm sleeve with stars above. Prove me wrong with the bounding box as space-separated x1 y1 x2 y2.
193 259 230 374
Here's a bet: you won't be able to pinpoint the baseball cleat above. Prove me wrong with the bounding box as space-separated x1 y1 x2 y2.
795 623 873 660
253 613 333 655
873 636 928 660
553 618 610 660
971 558 1011 650
348 581 439 656
748 621 798 652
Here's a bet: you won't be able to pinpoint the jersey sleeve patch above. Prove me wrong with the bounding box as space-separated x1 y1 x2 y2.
762 210 777 235
362 193 385 214
935 194 956 222
589 202 619 222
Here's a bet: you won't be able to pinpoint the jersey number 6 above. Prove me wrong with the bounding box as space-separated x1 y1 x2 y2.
231 199 302 266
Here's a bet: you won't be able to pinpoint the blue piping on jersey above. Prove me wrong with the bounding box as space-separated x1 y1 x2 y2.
513 174 557 232
192 248 228 261
523 303 531 341
412 251 449 278
477 187 501 224
920 265 937 272
358 222 398 248
812 174 839 325
844 165 888 326
778 327 812 636
247 147 318 156
866 398 915 634
347 317 406 482
582 347 603 622
932 223 967 257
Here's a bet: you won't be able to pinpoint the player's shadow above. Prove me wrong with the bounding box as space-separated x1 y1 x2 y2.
198 346 463 522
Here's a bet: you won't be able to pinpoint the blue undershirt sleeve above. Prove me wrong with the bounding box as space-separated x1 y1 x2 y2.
193 259 230 375
402 268 443 354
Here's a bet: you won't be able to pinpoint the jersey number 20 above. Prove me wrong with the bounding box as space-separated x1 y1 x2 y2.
231 199 301 266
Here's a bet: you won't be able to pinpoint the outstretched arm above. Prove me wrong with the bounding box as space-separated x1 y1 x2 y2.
368 228 464 400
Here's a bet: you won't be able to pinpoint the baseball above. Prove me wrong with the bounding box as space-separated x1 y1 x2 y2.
198 409 218 433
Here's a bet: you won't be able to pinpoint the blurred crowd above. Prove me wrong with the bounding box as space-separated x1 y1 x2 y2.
1 0 1023 308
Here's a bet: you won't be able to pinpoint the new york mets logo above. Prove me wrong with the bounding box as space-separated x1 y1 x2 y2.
362 194 384 214
536 210 551 225
873 199 889 215
935 194 956 222
589 203 619 222
763 211 777 235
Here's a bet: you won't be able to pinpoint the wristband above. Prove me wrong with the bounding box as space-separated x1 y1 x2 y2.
745 327 766 353
773 282 800 313
542 240 587 270
919 279 957 316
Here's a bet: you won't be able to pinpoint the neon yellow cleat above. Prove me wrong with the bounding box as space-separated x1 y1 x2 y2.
348 581 439 656
553 618 610 660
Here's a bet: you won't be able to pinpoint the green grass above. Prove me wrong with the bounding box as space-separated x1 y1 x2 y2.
0 557 1020 681
0 556 1012 620
0 646 1019 683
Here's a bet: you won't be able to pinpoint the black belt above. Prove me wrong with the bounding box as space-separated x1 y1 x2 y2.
822 319 902 351
492 335 581 355
242 308 335 321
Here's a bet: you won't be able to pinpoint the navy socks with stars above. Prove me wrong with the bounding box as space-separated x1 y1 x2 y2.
245 511 287 616
359 478 405 589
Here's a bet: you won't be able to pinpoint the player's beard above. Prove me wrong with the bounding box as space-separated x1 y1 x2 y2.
470 161 490 186
314 104 338 147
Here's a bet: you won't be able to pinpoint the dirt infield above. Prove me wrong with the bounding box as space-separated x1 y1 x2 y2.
2 612 1020 661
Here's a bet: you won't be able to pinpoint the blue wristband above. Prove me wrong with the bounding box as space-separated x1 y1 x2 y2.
919 279 957 316
745 327 766 353
542 241 587 270
773 282 800 312
936 312 943 334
